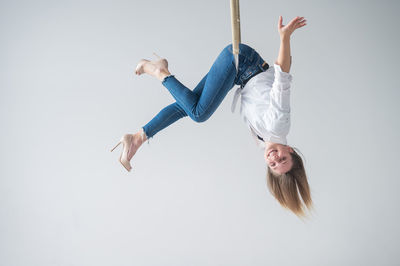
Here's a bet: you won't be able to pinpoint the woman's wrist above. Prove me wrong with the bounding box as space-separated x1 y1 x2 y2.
279 34 291 42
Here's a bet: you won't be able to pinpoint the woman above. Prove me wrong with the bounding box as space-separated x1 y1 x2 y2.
111 16 312 217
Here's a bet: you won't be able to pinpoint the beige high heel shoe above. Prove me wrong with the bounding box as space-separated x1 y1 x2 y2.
135 53 168 76
110 131 147 172
110 134 135 172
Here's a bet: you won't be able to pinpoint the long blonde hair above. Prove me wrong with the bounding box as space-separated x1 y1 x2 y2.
266 148 313 217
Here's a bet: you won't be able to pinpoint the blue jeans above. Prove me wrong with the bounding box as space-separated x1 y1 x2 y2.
142 43 266 139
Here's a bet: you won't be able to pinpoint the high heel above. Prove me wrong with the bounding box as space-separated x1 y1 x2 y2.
152 53 169 68
153 52 162 59
110 141 121 152
110 134 135 172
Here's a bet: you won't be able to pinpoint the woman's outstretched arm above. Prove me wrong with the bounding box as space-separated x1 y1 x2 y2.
275 16 307 73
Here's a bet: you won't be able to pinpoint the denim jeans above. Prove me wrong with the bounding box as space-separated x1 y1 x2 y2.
142 43 266 139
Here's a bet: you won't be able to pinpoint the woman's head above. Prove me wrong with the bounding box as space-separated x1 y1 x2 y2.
265 144 313 217
264 143 294 175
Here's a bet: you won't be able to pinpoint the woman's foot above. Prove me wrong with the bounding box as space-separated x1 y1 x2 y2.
135 57 171 81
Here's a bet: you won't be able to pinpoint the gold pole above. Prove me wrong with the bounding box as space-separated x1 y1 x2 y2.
230 0 241 70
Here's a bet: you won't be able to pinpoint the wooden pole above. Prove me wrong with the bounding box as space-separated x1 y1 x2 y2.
230 0 241 69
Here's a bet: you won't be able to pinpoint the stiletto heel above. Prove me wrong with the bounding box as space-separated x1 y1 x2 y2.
110 141 121 152
152 53 168 67
153 52 161 59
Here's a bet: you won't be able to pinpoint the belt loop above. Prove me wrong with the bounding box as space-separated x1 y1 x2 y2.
262 61 269 71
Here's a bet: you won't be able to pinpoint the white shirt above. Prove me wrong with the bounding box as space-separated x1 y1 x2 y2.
231 64 293 149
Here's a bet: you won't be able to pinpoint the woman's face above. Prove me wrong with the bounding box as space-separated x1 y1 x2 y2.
264 144 294 175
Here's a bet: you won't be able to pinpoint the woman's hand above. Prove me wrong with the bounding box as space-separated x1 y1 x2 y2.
278 16 306 39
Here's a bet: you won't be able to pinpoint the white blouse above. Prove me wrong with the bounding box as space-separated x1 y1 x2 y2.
231 64 293 149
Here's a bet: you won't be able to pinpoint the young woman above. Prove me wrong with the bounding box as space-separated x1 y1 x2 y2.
111 16 313 217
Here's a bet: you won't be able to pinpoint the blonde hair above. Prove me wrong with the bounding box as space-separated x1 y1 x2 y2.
267 148 313 217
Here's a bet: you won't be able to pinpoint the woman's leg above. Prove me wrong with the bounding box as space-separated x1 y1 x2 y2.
142 103 187 138
162 45 236 122
142 74 208 139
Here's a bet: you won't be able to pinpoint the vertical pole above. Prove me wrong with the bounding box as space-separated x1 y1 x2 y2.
230 0 241 70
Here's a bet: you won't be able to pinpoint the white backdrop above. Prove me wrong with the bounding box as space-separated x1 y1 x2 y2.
1 0 400 265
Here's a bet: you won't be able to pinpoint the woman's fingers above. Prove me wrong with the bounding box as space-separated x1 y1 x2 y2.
293 17 304 25
296 17 306 25
288 16 300 27
295 18 307 29
290 17 306 30
278 16 307 36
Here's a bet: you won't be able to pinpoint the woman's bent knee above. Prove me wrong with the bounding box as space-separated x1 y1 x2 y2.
223 44 233 54
191 113 210 123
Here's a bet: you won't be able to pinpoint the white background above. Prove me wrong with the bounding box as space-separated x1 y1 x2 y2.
1 0 399 265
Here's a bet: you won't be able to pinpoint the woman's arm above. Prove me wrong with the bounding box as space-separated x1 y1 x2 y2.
275 16 306 73
264 16 306 136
